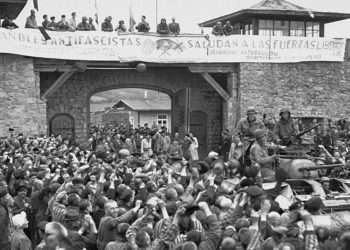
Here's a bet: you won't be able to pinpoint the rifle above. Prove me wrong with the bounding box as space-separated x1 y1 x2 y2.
295 123 322 139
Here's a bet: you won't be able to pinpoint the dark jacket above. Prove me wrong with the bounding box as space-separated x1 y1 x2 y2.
97 210 135 250
169 22 180 34
273 118 296 145
0 203 10 250
157 23 169 34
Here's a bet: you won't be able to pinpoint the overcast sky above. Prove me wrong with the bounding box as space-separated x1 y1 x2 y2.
16 0 350 37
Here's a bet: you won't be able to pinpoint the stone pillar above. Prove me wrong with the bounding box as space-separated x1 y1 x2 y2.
223 68 240 133
0 54 46 136
172 89 187 135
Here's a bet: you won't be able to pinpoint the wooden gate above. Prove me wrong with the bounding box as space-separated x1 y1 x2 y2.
49 114 75 141
190 111 208 159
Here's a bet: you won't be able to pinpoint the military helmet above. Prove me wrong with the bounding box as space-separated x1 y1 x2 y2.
279 108 291 116
247 107 257 115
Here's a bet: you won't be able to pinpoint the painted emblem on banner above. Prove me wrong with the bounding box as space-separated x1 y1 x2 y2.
156 39 185 57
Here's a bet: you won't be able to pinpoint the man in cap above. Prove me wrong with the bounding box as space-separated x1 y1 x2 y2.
273 108 296 146
236 107 265 147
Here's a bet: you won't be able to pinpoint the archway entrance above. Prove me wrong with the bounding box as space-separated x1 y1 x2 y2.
90 88 172 132
49 113 75 140
42 67 225 154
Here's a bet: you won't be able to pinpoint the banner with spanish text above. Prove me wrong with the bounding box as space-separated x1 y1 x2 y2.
0 28 346 63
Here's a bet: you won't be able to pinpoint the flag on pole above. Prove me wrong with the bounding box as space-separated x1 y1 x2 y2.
94 0 99 25
33 0 39 11
129 5 136 32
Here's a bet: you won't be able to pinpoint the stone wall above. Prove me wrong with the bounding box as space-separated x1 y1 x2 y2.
239 62 350 120
0 54 46 136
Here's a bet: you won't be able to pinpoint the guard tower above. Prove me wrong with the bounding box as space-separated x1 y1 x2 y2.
199 0 350 37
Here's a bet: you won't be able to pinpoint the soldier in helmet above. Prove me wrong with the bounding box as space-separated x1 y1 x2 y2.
235 107 265 146
250 129 277 182
273 108 296 146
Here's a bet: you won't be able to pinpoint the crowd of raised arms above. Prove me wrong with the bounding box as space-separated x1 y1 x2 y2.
2 107 350 250
0 10 181 35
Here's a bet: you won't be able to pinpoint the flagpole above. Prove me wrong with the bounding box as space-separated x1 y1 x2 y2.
94 0 99 30
155 0 158 28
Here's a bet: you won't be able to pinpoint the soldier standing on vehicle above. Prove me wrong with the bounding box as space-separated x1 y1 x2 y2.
273 108 297 146
250 129 277 182
236 107 265 147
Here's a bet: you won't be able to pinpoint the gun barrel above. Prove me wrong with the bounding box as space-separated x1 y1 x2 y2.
298 164 344 171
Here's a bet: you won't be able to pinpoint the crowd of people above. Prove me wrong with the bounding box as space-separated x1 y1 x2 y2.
1 10 181 35
0 107 349 250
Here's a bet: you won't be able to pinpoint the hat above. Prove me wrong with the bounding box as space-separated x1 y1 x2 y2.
280 108 291 115
245 185 264 197
247 107 257 115
254 129 266 139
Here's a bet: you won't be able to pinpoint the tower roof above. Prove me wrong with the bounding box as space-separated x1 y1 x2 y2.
199 0 350 27
249 0 307 11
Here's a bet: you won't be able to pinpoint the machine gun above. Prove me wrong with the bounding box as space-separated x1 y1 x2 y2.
295 123 321 140
282 123 321 146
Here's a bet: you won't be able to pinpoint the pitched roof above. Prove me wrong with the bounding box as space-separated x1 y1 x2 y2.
249 0 307 11
199 0 350 27
113 99 171 111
